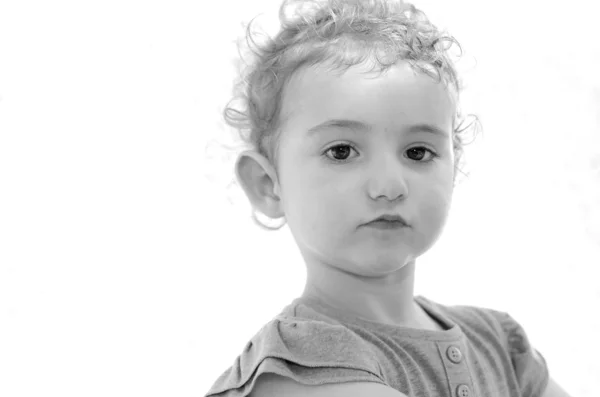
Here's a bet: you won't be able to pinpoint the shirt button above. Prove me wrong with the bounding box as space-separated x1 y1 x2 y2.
447 345 463 363
456 384 470 397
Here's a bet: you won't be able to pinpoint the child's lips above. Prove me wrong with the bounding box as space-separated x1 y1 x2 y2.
364 215 409 227
365 220 408 230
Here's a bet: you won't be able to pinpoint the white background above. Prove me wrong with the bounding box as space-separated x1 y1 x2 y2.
0 0 598 396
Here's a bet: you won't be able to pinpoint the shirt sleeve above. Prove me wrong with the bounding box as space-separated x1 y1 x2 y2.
204 317 386 397
497 311 550 397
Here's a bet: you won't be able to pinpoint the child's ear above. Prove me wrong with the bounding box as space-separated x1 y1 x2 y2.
234 150 284 219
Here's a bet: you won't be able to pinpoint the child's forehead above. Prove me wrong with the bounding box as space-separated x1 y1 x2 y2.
285 62 453 101
280 63 456 127
287 61 385 88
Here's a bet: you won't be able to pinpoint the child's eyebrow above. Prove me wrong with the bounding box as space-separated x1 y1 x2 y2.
306 118 448 138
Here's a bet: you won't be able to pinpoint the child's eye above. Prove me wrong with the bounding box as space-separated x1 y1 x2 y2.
406 147 438 162
323 144 359 162
322 144 438 163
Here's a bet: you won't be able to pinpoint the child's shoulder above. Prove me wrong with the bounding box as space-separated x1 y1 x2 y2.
420 296 535 353
204 299 386 397
420 296 513 331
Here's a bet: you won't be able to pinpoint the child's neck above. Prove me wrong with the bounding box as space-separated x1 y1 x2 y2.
300 259 430 329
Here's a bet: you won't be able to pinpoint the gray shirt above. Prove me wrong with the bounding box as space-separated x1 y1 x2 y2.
205 295 549 397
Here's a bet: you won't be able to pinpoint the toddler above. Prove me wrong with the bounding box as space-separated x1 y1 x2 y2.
205 0 571 396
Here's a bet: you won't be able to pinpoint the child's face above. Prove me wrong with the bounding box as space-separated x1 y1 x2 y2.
276 61 456 275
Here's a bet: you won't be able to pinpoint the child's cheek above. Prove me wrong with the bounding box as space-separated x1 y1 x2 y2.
420 179 453 222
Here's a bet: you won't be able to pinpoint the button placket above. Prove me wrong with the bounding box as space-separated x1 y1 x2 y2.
436 341 476 397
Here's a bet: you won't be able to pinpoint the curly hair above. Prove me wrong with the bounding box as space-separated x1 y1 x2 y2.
211 0 481 231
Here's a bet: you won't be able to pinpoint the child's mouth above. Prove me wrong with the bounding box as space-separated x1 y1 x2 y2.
366 220 408 230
